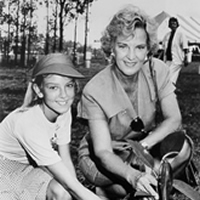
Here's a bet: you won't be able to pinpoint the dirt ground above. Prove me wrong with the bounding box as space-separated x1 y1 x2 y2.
0 61 200 199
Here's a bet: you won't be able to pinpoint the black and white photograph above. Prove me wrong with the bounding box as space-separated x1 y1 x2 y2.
0 0 200 199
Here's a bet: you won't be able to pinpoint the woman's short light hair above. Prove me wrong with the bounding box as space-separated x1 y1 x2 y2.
100 5 159 57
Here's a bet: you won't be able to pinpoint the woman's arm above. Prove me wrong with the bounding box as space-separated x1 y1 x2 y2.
89 118 158 198
58 144 76 177
140 93 182 149
46 161 102 200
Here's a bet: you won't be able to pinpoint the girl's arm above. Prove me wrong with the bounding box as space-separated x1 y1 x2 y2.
58 144 76 177
46 161 102 200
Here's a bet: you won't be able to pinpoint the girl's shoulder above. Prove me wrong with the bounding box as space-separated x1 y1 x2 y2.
14 105 43 125
0 106 41 133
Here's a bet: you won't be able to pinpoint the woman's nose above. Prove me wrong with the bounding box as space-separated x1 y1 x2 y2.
127 48 135 60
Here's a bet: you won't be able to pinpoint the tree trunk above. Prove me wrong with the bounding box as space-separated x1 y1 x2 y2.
45 0 49 54
14 0 20 65
53 2 58 52
6 1 11 64
20 5 26 67
83 0 89 61
59 2 64 52
73 13 78 64
27 0 33 65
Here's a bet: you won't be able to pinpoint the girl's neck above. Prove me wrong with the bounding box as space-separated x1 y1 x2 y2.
40 104 58 123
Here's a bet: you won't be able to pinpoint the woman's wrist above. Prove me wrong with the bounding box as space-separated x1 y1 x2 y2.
125 166 143 188
141 141 149 151
140 131 154 150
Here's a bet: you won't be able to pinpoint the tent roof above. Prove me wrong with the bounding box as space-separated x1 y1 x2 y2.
154 11 200 42
154 11 170 26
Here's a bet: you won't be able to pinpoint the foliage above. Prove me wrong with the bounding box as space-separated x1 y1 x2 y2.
0 0 98 66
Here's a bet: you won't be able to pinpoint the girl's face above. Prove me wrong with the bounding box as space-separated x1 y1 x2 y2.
113 28 149 76
36 74 76 122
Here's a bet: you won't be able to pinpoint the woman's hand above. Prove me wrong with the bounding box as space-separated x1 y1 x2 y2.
135 172 159 200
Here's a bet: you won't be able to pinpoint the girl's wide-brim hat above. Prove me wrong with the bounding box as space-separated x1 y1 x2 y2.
32 53 84 79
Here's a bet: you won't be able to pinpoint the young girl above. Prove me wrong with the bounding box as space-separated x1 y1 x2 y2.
0 53 102 200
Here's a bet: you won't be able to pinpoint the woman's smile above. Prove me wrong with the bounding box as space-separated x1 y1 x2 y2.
124 61 137 67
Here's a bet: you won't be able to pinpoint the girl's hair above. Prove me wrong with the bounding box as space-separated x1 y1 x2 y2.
20 75 79 110
100 5 159 57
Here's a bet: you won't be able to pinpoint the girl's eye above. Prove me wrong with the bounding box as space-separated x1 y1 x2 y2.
47 85 58 90
66 82 75 88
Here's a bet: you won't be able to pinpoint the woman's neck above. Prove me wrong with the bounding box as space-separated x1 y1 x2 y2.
114 65 139 86
114 64 139 113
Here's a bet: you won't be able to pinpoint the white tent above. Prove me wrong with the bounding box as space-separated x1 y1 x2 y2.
154 11 200 43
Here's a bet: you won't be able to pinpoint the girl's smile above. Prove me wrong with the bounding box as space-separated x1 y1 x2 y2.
36 74 76 122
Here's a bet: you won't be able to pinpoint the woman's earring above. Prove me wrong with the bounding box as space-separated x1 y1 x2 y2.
38 92 43 98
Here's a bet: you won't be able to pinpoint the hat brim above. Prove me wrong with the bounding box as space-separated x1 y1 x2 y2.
34 64 85 79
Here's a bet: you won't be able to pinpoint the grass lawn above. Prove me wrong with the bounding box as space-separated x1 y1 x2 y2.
0 61 200 199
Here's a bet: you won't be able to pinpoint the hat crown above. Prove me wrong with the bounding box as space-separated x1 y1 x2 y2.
32 53 84 79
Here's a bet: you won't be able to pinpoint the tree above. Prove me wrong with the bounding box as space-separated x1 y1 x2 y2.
71 0 96 63
44 0 49 54
0 0 98 65
56 0 96 52
52 1 58 52
56 0 75 52
0 0 5 22
0 0 38 66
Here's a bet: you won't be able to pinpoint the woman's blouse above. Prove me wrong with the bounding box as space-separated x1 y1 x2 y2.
78 58 176 156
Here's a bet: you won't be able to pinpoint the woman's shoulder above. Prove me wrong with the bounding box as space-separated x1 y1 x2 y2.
143 57 170 84
83 65 113 94
151 57 169 74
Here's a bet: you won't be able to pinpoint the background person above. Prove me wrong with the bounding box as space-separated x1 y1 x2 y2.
0 53 102 200
162 17 189 85
78 5 192 200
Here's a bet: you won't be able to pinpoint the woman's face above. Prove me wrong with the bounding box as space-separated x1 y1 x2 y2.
113 28 149 76
36 74 75 121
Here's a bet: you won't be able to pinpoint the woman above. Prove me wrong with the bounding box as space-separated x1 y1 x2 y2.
78 5 192 200
0 53 102 200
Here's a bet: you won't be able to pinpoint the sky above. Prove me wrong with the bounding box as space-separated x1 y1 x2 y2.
1 0 200 46
59 0 200 47
17 0 200 48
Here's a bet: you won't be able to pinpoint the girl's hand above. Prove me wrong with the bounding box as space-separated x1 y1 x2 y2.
135 173 159 200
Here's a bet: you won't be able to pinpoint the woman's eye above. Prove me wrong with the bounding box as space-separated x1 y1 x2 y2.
137 45 146 50
118 44 127 49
